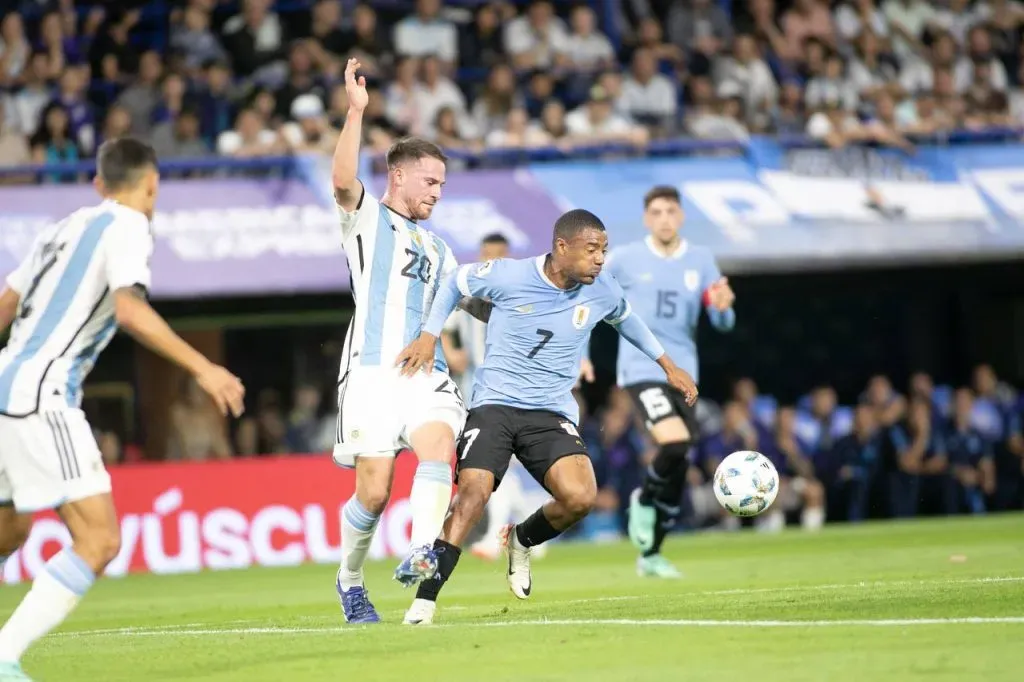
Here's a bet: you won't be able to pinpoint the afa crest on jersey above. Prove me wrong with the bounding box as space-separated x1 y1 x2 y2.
572 304 591 329
684 270 700 292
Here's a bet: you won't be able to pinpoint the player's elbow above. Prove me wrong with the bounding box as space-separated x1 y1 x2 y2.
113 288 148 331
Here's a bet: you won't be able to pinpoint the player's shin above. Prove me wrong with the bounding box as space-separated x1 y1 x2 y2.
408 459 453 549
0 548 94 663
413 539 462 603
338 496 381 590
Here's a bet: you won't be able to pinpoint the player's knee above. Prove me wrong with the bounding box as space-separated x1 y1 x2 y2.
562 483 598 520
359 483 391 515
0 511 32 556
410 422 456 463
453 484 490 524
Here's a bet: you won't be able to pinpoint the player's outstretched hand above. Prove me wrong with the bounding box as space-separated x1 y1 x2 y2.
663 361 698 406
707 277 735 311
578 358 595 386
197 365 246 417
345 58 368 113
395 332 437 376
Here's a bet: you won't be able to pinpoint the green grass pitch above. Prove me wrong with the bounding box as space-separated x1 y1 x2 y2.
6 513 1024 681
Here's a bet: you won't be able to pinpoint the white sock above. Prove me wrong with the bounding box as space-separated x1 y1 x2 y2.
801 506 825 530
757 510 785 533
408 460 452 550
0 549 94 662
337 497 380 591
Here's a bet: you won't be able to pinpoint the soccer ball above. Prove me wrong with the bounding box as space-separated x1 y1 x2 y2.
712 450 780 517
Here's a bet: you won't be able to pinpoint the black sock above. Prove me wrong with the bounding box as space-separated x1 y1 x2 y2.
639 442 691 505
414 539 462 602
515 508 561 548
643 503 677 557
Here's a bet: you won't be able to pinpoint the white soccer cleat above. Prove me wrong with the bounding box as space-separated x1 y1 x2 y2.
403 598 437 625
500 523 532 599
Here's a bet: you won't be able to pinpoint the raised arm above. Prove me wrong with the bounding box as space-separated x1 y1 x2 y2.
703 256 736 332
332 58 369 212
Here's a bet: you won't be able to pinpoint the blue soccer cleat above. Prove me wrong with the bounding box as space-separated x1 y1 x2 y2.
393 545 439 588
0 662 33 681
336 579 381 624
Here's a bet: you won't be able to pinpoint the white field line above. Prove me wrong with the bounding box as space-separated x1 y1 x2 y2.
50 575 1024 639
54 616 1024 639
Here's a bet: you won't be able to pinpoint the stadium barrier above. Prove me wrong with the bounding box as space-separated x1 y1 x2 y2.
1 454 421 585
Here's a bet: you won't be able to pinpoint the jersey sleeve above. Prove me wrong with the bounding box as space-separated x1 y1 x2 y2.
336 182 378 241
5 236 41 295
103 213 153 293
602 274 632 324
454 258 513 301
441 241 458 278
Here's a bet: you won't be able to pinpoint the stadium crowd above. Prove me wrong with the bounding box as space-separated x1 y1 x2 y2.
2 0 1024 173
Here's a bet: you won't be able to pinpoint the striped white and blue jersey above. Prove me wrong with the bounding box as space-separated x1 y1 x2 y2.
337 187 457 380
0 200 153 417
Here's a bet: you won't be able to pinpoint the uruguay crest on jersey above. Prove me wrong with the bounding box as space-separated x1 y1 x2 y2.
684 269 700 291
572 304 591 329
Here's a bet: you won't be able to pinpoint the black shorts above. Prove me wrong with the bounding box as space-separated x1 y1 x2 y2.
456 404 588 492
625 382 700 439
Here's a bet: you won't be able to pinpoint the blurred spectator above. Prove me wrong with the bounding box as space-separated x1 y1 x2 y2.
847 30 900 100
0 13 30 87
761 406 827 531
281 93 337 154
37 11 71 78
285 384 326 454
168 377 232 461
833 0 891 45
97 430 123 467
485 106 552 149
955 25 1008 92
433 105 480 152
566 84 647 146
687 79 751 141
358 85 405 152
883 398 954 517
621 47 678 135
393 0 458 68
782 0 836 59
739 0 793 63
7 52 51 136
932 0 983 45
714 33 778 130
414 55 471 138
460 2 507 69
385 56 421 135
221 0 284 78
631 17 685 72
882 0 936 59
947 388 995 514
99 104 132 147
340 3 390 78
172 4 228 73
150 106 209 159
117 50 163 136
529 98 571 147
152 72 189 127
250 87 279 126
0 97 30 168
900 31 955 97
771 78 808 133
563 5 616 74
29 102 79 176
196 60 236 143
804 50 859 112
91 53 124 113
596 70 631 119
235 417 261 456
216 107 282 157
523 70 557 117
275 40 328 119
863 374 907 426
825 404 880 522
54 65 95 153
305 0 348 57
503 0 569 71
89 8 141 76
255 389 288 455
666 0 733 76
471 62 523 138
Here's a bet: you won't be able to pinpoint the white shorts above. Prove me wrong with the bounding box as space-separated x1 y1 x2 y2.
332 366 467 468
0 409 111 513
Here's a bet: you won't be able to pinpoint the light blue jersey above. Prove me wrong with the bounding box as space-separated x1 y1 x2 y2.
607 237 735 387
424 255 665 425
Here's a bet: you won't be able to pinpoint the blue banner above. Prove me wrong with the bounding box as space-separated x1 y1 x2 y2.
530 138 1024 271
